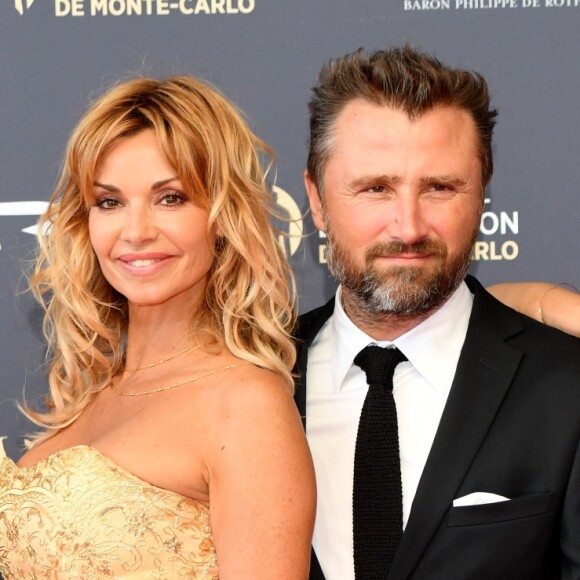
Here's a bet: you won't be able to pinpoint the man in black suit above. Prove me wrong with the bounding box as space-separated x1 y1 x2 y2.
295 46 580 579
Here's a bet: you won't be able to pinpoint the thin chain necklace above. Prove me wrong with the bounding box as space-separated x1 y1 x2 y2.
110 363 250 396
123 345 200 372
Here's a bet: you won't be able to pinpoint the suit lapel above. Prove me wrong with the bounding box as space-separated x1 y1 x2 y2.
389 278 525 579
294 299 336 580
294 298 335 428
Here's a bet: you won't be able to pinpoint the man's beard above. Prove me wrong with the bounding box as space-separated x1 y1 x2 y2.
325 228 477 318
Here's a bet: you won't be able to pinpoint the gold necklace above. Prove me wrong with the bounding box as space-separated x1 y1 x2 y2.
123 345 200 372
110 363 250 396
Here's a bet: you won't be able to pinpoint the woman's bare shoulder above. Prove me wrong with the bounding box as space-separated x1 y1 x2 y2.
205 362 295 420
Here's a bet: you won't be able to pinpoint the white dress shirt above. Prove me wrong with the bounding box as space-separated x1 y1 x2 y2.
306 282 474 580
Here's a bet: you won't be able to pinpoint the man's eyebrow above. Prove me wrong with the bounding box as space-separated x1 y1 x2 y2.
92 176 180 192
349 175 401 189
419 175 467 187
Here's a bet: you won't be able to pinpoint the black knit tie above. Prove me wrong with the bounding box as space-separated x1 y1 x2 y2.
353 345 408 579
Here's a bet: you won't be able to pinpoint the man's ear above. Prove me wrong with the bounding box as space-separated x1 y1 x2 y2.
304 171 327 233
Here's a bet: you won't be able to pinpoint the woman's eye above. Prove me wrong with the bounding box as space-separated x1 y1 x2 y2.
94 197 119 210
160 191 186 206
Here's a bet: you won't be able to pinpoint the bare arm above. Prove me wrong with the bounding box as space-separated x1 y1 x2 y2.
488 282 580 338
205 368 316 579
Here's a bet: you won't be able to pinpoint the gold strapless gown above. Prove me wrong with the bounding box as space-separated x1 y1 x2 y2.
0 438 218 578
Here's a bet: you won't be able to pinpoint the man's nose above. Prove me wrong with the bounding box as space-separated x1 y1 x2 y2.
387 196 429 244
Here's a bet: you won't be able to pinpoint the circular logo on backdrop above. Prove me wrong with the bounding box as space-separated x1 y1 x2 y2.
272 186 303 257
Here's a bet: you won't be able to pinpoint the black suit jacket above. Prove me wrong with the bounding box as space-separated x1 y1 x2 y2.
294 276 580 580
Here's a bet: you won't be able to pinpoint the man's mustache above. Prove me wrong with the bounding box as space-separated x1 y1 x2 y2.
366 240 447 260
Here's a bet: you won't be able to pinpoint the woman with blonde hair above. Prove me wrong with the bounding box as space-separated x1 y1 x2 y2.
0 76 315 577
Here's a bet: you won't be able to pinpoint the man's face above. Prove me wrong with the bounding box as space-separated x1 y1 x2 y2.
305 99 483 316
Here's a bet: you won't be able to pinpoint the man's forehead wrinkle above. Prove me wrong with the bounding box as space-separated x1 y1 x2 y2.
324 101 481 193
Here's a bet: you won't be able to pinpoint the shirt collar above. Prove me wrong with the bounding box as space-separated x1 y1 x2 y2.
331 282 474 394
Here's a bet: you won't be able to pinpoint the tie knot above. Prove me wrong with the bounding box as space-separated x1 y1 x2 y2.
354 345 407 389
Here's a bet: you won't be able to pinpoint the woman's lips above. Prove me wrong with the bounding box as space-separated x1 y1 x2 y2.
118 253 174 274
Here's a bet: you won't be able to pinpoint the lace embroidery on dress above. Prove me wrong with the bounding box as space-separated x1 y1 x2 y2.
0 441 218 578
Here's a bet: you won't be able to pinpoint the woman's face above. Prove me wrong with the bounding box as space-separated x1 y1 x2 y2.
89 129 215 312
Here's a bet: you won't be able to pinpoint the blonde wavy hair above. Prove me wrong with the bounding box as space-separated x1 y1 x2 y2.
25 75 297 441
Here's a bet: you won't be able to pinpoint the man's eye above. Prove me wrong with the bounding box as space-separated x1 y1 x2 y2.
431 183 452 192
367 185 386 193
